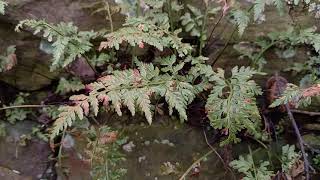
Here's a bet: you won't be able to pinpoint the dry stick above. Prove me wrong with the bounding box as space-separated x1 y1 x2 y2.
290 109 320 116
211 27 237 66
0 104 52 111
202 129 237 180
285 104 310 180
178 149 214 180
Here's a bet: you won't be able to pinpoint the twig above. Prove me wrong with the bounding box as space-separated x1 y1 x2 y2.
208 12 224 43
285 104 310 180
178 149 214 180
211 27 237 66
0 104 52 111
291 109 320 116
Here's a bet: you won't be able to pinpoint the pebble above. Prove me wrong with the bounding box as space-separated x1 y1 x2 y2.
122 141 135 152
138 155 146 163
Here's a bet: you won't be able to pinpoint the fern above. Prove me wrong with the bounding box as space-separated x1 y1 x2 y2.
254 0 284 21
230 151 273 180
85 126 127 179
270 83 320 108
0 0 7 15
0 45 17 72
2 93 32 124
230 10 250 36
99 17 192 57
15 20 96 71
206 66 264 145
281 144 300 173
56 77 85 95
51 58 197 139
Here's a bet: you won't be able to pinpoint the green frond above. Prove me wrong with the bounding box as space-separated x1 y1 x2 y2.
99 17 192 57
15 20 96 71
0 0 7 15
51 58 198 138
230 10 250 36
56 77 85 95
206 66 263 146
230 152 273 180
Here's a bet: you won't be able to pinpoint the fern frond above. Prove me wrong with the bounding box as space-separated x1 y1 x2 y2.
206 66 263 145
230 10 250 36
0 0 7 15
230 151 273 179
270 83 320 108
99 17 192 57
254 0 267 21
51 59 197 138
15 20 96 71
56 77 85 95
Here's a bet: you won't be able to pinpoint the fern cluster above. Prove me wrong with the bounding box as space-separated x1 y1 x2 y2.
0 0 7 15
206 66 264 145
15 20 96 71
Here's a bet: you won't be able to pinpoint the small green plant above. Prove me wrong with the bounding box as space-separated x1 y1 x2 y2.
313 154 320 169
56 77 85 95
84 126 127 180
0 45 17 72
280 144 300 173
2 93 32 124
230 145 300 180
230 148 273 180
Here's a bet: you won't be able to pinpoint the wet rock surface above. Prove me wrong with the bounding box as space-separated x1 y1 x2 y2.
0 121 52 179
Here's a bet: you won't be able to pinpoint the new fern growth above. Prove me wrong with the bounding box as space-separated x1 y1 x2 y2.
15 20 96 71
206 66 264 145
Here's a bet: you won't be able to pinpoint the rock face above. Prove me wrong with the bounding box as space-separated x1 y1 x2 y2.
0 0 124 91
0 121 52 179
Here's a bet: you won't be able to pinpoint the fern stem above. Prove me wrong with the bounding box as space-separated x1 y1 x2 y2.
285 104 310 180
136 0 141 17
105 1 114 32
252 40 280 67
58 128 67 166
166 0 174 31
199 5 209 56
0 104 52 111
83 54 98 75
178 149 214 180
